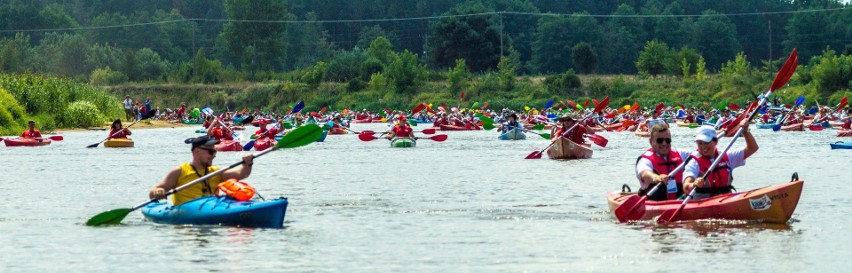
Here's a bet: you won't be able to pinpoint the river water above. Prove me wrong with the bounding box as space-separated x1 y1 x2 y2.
0 123 849 272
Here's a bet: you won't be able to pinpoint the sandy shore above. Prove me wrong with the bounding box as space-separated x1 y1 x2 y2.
57 120 192 132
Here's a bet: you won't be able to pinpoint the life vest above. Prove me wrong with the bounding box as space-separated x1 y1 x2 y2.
21 129 42 138
393 124 413 137
108 128 130 139
690 149 733 194
555 125 586 144
172 162 222 206
637 149 685 201
216 179 256 201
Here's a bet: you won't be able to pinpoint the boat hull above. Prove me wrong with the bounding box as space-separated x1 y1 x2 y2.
3 138 51 147
141 196 288 228
830 141 852 149
104 138 134 148
607 180 804 224
390 137 416 148
215 140 242 152
498 128 526 140
546 138 592 160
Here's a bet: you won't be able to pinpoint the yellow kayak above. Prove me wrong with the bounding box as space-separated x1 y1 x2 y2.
104 138 134 148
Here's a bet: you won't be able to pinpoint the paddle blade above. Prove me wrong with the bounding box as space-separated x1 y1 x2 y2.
567 100 578 110
292 100 305 114
688 124 700 129
482 123 494 130
594 97 610 113
412 103 427 114
358 133 378 141
655 103 666 112
544 99 554 110
86 143 99 148
421 128 436 134
795 96 805 106
85 208 132 226
524 151 543 159
614 195 646 223
429 134 448 142
728 103 739 111
587 134 608 147
475 113 495 124
533 123 545 130
241 116 254 124
772 124 782 131
242 140 255 151
273 124 323 149
770 49 798 92
539 133 551 139
49 135 63 141
656 208 680 224
360 130 377 135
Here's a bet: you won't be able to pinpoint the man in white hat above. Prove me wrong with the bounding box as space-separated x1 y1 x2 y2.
682 119 758 199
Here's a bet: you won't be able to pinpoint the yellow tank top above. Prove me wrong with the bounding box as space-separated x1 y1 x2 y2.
171 162 222 205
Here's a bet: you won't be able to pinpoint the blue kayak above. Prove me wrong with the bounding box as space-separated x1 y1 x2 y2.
756 122 776 129
141 196 288 228
498 128 526 140
830 141 852 150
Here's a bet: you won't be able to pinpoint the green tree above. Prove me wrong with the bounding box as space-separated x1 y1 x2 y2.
0 33 32 73
222 0 288 72
285 12 336 70
689 10 741 71
385 50 426 94
446 59 470 96
636 40 670 78
497 56 516 91
427 2 500 72
367 36 394 65
811 49 852 96
532 12 603 73
572 42 597 74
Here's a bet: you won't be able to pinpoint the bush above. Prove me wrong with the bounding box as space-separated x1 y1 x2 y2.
61 101 101 128
90 66 129 85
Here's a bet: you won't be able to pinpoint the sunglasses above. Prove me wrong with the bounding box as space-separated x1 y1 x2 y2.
655 138 672 144
197 147 217 156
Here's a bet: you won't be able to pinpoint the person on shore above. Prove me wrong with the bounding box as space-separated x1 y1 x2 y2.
108 119 131 139
122 96 133 122
20 120 42 138
635 124 692 201
148 136 253 205
682 120 758 199
552 115 589 144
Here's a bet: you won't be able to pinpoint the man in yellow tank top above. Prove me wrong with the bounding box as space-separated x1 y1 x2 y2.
148 135 254 205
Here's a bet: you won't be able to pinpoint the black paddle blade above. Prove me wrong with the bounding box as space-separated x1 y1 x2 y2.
241 116 254 124
86 143 99 148
86 208 132 226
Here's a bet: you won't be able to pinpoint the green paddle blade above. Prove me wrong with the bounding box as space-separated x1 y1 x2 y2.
273 123 323 149
539 133 551 139
409 120 417 126
688 124 700 129
482 123 494 130
475 114 494 124
283 122 294 129
85 208 132 226
533 124 545 130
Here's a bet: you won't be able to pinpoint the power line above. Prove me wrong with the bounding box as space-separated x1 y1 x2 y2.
1 7 848 33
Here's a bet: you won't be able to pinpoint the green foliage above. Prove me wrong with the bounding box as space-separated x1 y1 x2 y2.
572 42 597 74
325 49 367 82
367 36 394 65
497 56 516 92
222 0 287 71
90 66 128 85
61 101 101 127
695 56 707 80
427 2 500 72
0 87 29 134
811 49 852 96
543 69 582 97
446 59 470 96
384 50 426 94
636 40 669 77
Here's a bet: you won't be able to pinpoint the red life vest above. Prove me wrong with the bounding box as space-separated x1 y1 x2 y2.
690 149 732 189
21 129 42 138
108 128 130 139
555 125 586 144
394 124 413 137
639 149 685 200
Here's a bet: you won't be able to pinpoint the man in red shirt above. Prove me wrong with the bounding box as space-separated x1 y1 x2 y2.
21 120 42 138
552 115 588 144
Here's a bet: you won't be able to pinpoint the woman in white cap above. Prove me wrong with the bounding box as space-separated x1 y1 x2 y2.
682 119 758 199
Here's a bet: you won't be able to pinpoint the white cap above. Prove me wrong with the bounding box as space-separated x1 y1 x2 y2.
695 125 717 142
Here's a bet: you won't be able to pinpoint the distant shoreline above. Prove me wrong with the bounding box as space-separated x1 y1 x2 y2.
55 120 192 133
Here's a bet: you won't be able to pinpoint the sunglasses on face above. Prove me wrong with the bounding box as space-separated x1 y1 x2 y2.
655 138 672 144
197 147 217 156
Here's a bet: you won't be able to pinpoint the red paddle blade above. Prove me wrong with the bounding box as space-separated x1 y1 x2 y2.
594 97 610 113
49 136 64 141
604 113 616 119
728 103 739 111
360 130 376 135
358 134 378 141
655 103 665 112
770 49 798 92
319 106 327 113
583 100 590 108
614 195 645 223
412 103 426 113
592 99 599 105
524 151 543 159
587 134 608 147
630 103 640 113
726 101 758 136
429 134 448 142
482 102 489 109
567 100 578 110
656 208 680 224
421 128 436 134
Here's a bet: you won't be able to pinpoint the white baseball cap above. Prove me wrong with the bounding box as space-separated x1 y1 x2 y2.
695 125 717 142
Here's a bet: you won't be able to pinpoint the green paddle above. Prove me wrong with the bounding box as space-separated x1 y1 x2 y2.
85 124 323 226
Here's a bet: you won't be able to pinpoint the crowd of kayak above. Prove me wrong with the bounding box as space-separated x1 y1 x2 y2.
2 50 847 229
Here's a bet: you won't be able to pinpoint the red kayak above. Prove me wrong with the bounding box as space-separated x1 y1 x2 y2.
607 180 803 224
4 137 51 147
350 118 372 123
439 124 481 131
215 140 242 152
836 130 851 137
328 127 348 135
253 138 277 151
780 123 804 131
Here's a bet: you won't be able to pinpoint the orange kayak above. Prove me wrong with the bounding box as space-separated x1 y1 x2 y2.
546 137 592 160
607 180 803 224
215 140 242 152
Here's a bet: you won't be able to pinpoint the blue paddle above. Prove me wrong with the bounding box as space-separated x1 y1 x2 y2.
544 99 554 110
773 96 805 131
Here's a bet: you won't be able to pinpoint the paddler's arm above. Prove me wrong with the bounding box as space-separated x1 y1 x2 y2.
741 119 758 159
149 167 181 200
222 154 253 181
